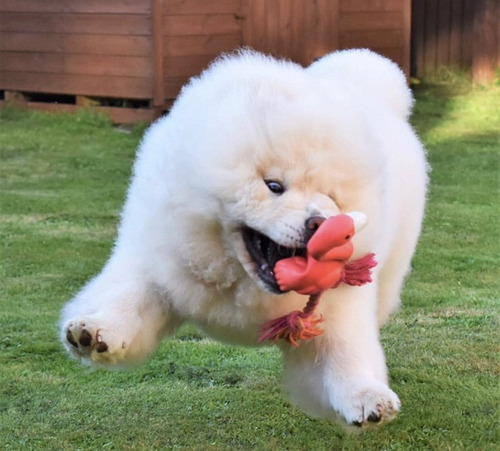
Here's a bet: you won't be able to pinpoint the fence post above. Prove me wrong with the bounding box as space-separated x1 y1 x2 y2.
472 0 499 83
152 0 165 114
402 0 412 80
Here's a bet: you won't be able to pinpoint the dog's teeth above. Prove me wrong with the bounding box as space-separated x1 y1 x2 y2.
261 263 269 272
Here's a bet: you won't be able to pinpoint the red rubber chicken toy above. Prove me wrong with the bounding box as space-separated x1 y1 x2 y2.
258 212 377 347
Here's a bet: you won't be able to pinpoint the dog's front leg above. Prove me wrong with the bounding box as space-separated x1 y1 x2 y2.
281 284 400 426
60 256 182 368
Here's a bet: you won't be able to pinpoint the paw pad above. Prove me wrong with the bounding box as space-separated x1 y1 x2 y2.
65 324 109 355
96 336 108 353
78 329 92 346
367 412 381 423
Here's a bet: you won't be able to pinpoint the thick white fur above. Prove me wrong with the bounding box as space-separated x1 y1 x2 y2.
61 49 428 425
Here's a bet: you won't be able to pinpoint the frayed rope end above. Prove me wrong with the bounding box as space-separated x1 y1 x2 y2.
342 252 377 286
258 311 324 347
258 294 323 347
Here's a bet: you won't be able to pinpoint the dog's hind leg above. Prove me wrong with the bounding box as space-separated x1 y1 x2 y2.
60 258 182 368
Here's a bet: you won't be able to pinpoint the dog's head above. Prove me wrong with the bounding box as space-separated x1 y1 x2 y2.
210 115 375 294
171 52 384 294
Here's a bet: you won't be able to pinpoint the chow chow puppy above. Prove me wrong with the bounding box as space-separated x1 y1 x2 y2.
60 49 428 426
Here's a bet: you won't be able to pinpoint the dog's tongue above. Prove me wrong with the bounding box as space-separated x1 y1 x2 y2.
274 213 364 294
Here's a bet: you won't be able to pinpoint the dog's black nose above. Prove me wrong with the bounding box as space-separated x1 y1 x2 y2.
305 216 326 231
304 216 326 243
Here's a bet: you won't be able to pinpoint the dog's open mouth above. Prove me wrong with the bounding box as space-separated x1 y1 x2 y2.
242 227 306 293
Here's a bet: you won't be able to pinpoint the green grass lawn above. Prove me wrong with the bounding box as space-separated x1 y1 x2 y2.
1 82 499 450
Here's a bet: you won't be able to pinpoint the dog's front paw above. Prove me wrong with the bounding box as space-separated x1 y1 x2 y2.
332 378 401 426
62 318 128 367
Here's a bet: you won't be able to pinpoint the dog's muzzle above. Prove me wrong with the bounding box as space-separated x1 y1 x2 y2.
241 216 325 293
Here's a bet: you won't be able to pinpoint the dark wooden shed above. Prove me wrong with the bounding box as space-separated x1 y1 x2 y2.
0 0 411 122
1 0 497 123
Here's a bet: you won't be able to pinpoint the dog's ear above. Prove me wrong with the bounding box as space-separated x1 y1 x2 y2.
307 49 413 120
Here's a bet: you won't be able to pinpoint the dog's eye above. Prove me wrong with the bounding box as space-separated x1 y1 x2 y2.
265 180 285 195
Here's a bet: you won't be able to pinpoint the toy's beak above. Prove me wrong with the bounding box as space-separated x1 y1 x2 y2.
346 211 368 233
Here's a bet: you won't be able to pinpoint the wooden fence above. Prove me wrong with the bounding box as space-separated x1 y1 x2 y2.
10 0 496 124
242 0 410 72
412 0 499 82
160 0 410 101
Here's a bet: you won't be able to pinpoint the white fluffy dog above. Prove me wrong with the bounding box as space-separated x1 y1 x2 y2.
61 49 428 426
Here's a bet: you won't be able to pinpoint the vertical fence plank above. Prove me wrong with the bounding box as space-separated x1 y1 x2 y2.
436 0 451 66
289 0 305 62
472 0 500 83
411 0 426 76
461 0 474 68
424 0 438 73
277 0 292 58
449 0 463 66
266 0 280 56
402 0 411 78
152 0 164 109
